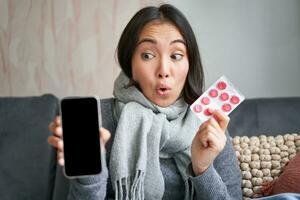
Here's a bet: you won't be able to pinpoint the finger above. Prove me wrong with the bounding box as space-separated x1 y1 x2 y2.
57 151 64 160
47 136 64 151
200 134 209 148
200 131 221 150
210 109 230 131
198 119 212 132
203 116 227 144
208 117 223 134
99 127 111 146
198 118 220 134
48 121 63 137
54 126 63 137
48 116 61 131
203 123 219 135
196 124 213 147
203 123 223 141
195 128 209 148
55 116 61 126
58 158 65 166
198 131 217 148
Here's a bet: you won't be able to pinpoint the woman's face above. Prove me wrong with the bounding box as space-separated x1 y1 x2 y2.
132 21 189 107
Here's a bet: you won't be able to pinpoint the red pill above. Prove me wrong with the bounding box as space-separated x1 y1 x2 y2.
220 92 229 101
204 108 212 116
209 89 218 98
201 97 210 105
222 103 232 112
193 104 202 113
230 95 240 104
217 81 227 90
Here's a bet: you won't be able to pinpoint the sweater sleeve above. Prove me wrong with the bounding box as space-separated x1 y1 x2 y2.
67 150 109 200
189 131 243 200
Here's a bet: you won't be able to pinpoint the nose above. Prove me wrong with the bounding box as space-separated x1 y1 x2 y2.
157 57 170 79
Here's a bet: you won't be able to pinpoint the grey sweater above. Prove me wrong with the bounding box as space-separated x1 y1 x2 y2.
67 98 242 200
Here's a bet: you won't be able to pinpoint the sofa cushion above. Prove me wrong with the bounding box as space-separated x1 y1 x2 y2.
232 133 300 199
0 94 59 200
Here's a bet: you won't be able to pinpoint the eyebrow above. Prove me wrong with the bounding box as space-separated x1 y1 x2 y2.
137 38 157 45
170 39 186 46
137 38 186 46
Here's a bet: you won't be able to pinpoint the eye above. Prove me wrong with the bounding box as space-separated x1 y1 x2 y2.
170 53 183 61
141 53 155 60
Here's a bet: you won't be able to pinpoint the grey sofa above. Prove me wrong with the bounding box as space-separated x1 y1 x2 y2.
0 94 300 200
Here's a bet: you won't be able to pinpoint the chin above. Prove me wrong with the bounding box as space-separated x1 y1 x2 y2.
153 98 176 108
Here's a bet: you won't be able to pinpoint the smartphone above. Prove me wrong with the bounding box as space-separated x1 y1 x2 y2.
60 97 101 178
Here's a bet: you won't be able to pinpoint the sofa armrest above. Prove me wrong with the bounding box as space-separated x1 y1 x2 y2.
0 94 59 200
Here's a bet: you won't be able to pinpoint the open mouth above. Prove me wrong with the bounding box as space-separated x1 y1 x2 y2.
156 85 171 96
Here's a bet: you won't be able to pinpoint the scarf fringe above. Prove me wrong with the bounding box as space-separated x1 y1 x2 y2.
114 170 145 200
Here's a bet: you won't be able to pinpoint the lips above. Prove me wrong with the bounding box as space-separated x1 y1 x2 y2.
156 84 171 96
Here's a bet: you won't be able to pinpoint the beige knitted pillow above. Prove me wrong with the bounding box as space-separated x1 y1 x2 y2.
232 133 300 200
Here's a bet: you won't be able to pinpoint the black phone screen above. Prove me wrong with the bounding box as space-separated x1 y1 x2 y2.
61 97 101 177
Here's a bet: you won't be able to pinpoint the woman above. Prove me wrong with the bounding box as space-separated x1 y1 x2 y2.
48 4 242 200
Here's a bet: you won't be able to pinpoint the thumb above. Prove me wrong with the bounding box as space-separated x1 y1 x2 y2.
99 127 111 146
210 109 230 132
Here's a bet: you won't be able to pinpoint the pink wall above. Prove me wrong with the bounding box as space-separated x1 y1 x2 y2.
0 0 159 98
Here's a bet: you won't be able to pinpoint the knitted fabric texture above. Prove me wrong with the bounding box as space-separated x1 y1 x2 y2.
109 72 201 200
261 152 300 196
232 133 300 200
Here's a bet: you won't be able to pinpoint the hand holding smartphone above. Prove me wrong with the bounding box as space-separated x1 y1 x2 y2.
60 97 101 178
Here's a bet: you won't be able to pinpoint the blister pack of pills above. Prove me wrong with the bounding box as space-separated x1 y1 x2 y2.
190 75 245 122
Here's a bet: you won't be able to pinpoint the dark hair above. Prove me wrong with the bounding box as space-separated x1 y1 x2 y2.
117 4 204 105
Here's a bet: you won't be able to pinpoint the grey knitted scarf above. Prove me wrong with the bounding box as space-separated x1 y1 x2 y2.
110 72 201 200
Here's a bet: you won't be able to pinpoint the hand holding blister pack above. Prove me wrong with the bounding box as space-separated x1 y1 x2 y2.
190 75 245 122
